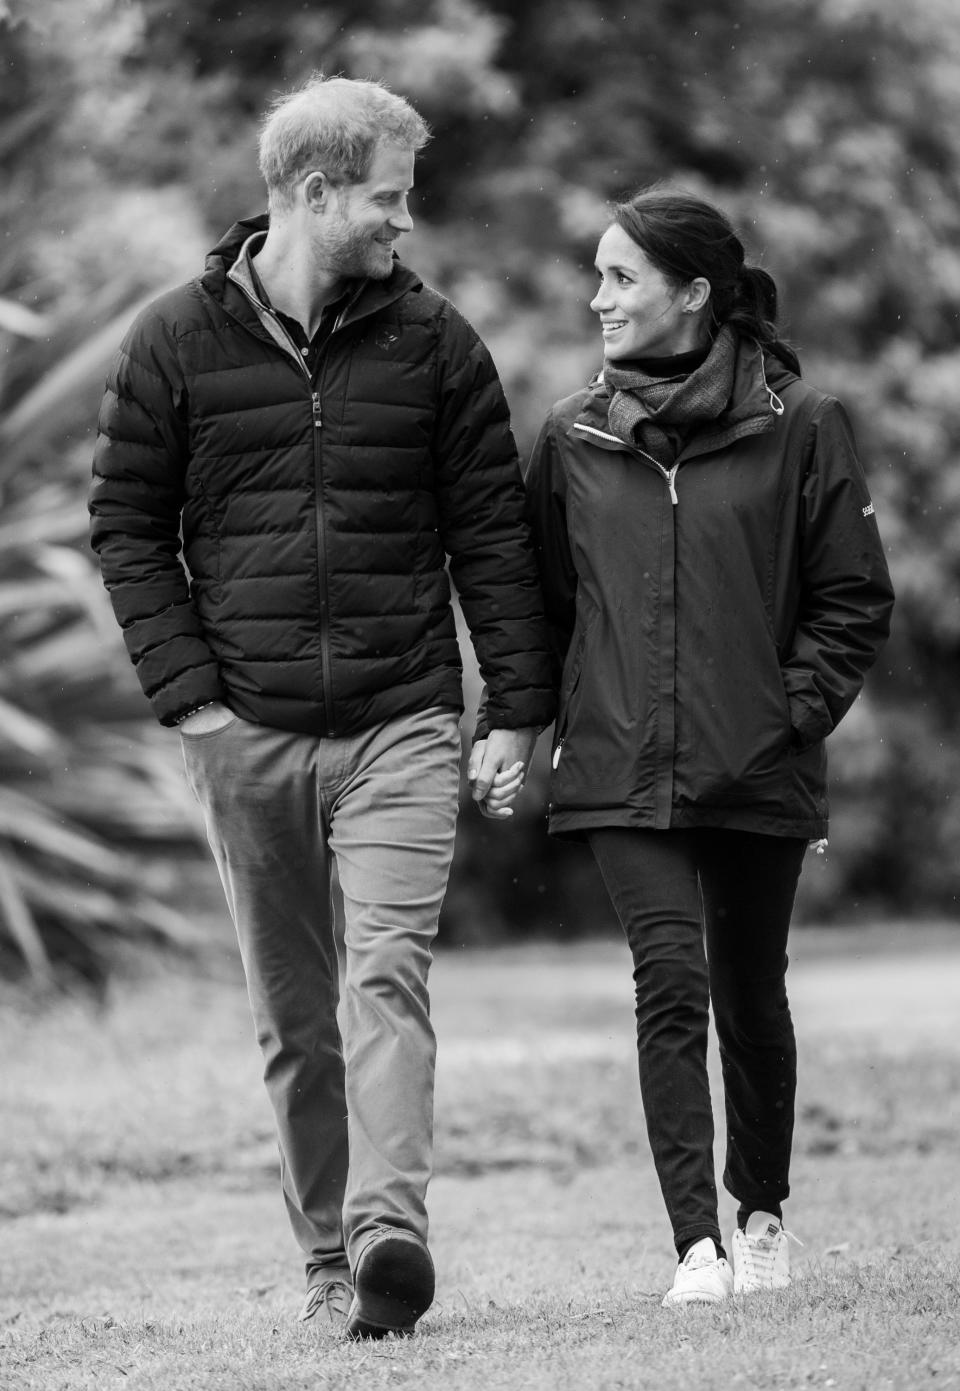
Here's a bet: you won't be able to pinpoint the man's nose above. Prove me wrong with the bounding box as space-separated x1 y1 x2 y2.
389 199 414 233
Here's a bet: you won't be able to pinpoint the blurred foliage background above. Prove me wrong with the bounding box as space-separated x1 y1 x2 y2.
1 0 958 985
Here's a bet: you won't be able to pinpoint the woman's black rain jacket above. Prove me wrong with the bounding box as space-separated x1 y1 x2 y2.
525 338 895 840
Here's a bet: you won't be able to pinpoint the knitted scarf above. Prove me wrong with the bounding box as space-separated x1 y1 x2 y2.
604 325 738 466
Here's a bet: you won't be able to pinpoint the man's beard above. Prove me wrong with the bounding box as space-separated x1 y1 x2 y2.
326 220 395 280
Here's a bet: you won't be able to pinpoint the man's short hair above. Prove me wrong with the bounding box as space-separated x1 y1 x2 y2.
258 74 431 212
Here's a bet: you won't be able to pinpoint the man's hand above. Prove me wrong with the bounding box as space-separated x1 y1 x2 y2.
467 727 538 819
177 700 235 735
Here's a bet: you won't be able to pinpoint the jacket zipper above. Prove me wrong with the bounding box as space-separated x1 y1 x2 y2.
309 295 360 735
306 293 366 734
260 301 359 736
573 422 680 504
222 274 373 736
248 313 337 734
309 386 336 734
564 421 678 819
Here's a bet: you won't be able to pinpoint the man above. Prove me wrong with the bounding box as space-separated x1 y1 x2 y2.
89 74 555 1340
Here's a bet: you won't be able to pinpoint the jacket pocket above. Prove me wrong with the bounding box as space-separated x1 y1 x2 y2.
676 650 793 805
550 615 643 807
551 622 588 758
178 715 239 741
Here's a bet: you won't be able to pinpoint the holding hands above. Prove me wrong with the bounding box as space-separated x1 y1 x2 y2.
467 726 538 819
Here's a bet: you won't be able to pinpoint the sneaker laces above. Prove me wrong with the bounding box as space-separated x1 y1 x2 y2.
683 1237 722 1270
739 1220 803 1282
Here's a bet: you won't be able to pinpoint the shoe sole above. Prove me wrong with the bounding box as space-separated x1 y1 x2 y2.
344 1233 435 1340
662 1290 731 1308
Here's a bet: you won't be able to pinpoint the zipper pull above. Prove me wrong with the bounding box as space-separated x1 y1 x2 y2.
552 738 564 770
311 392 322 428
666 466 679 505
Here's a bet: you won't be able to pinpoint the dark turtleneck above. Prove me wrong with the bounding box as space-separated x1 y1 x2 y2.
616 345 711 380
603 325 739 466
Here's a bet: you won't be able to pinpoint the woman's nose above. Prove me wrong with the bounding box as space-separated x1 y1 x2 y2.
589 288 607 313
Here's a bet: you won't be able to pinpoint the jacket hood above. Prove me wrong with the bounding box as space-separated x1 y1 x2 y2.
205 213 270 277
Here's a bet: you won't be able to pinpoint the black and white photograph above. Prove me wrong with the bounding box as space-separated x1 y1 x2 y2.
1 0 958 1386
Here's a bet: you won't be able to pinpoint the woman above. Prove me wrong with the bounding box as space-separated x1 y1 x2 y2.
496 189 895 1304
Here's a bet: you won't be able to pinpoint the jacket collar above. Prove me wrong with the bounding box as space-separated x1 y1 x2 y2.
201 213 423 331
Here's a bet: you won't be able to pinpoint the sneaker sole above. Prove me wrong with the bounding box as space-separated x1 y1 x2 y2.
344 1233 435 1340
662 1290 731 1308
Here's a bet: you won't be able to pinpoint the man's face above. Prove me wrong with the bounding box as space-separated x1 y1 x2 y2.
321 141 416 280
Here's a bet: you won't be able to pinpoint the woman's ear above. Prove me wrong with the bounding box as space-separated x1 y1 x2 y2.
682 277 712 315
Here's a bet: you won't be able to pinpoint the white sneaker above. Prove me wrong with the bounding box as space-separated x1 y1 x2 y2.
661 1237 735 1307
732 1211 796 1293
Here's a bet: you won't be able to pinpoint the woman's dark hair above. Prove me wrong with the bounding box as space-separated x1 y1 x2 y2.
612 187 800 374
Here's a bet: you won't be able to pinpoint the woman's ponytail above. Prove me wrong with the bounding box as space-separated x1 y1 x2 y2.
733 266 800 375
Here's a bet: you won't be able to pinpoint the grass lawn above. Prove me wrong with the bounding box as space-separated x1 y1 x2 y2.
1 924 959 1389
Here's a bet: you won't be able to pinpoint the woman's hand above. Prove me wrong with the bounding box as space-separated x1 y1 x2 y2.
467 727 537 819
476 758 526 818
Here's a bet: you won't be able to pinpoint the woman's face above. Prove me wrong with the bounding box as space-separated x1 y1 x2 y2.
590 223 704 360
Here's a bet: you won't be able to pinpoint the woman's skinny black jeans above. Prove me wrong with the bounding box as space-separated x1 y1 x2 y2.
588 826 807 1257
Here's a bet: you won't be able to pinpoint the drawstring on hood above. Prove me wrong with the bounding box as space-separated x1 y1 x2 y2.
758 345 785 416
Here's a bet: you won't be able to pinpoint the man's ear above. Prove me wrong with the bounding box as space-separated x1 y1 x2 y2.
302 171 332 212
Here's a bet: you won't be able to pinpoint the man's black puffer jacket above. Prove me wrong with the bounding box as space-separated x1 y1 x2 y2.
90 216 556 735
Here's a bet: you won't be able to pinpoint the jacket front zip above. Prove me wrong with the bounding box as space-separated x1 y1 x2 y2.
309 384 336 733
308 284 370 734
573 421 680 504
219 282 342 732
569 418 678 817
553 421 681 779
245 282 371 735
265 316 338 732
